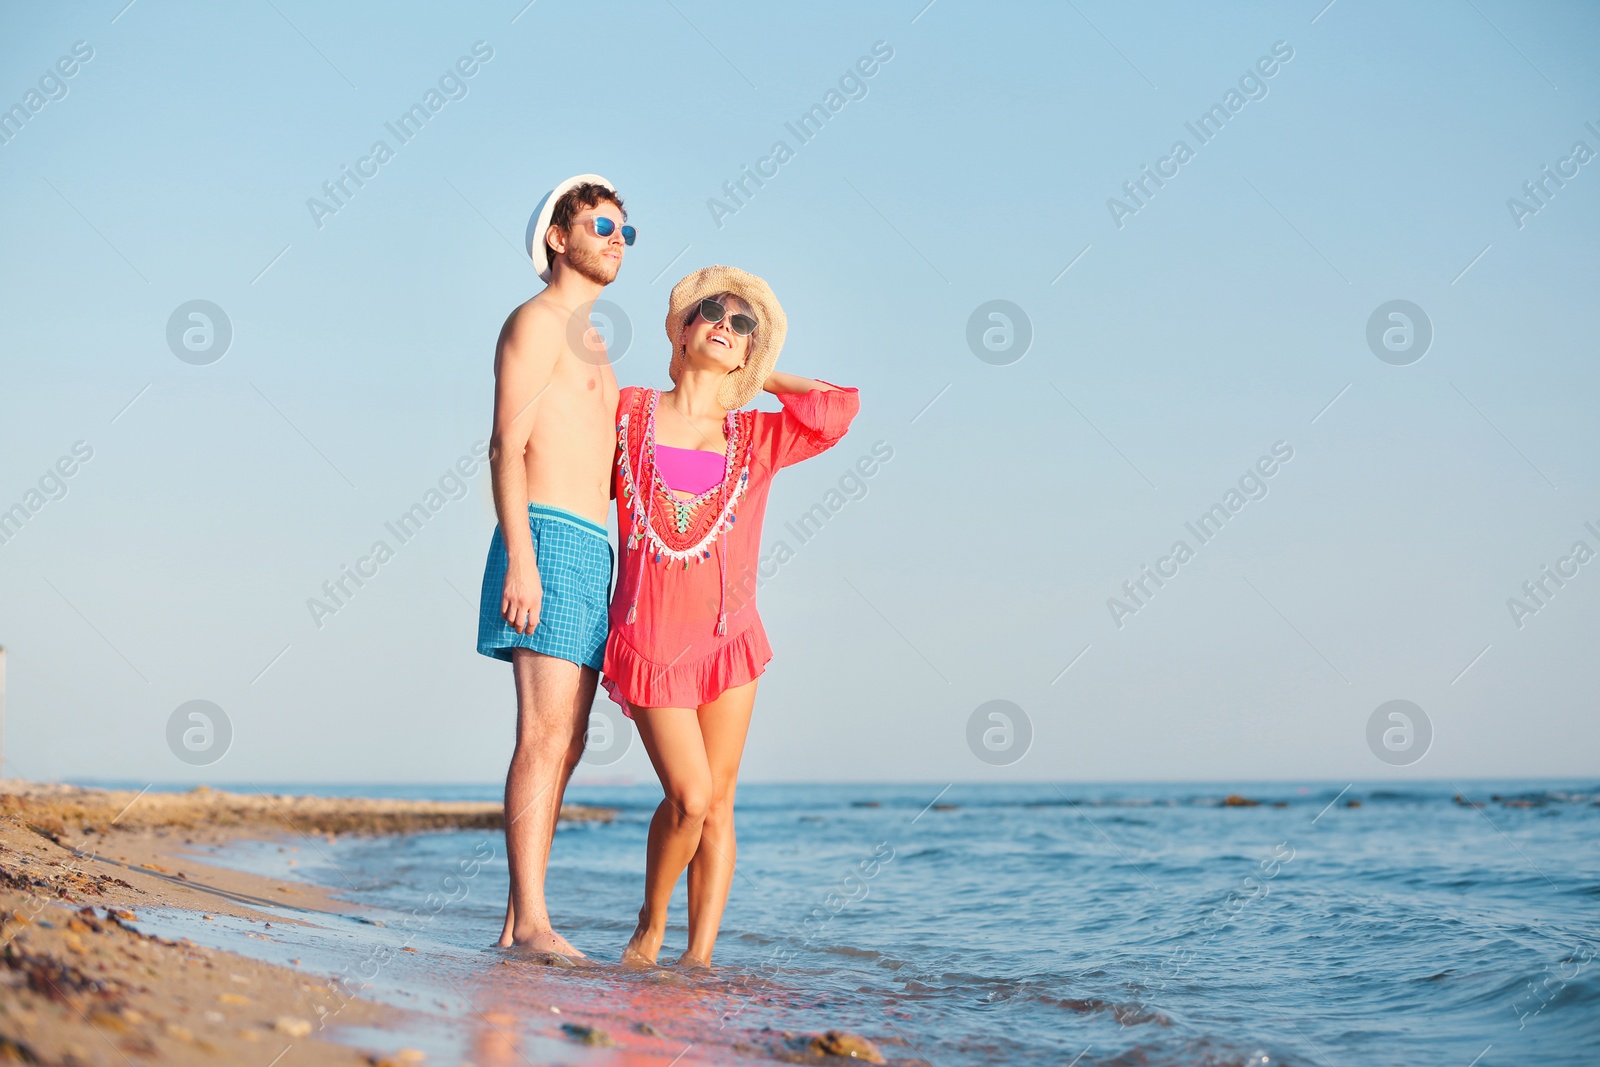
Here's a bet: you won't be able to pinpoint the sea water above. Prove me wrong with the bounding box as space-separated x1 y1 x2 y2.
134 780 1599 1065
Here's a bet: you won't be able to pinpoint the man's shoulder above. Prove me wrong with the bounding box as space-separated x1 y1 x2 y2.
498 294 572 365
506 292 570 333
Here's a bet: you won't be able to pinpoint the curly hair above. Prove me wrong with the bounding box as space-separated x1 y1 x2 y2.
544 183 626 269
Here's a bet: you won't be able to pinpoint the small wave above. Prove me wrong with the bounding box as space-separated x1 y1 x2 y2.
813 942 888 961
897 846 953 861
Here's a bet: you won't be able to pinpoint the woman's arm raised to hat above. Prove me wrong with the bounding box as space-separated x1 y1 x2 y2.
761 370 836 395
756 371 860 470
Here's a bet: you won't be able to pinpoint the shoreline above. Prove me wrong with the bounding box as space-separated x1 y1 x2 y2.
0 781 615 1066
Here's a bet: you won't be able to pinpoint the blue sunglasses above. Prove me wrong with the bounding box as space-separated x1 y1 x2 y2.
588 215 636 245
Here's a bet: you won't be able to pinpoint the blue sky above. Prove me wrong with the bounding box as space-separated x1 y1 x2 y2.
1 0 1597 785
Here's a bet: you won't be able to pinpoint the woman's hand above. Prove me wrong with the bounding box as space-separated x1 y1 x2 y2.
761 370 834 395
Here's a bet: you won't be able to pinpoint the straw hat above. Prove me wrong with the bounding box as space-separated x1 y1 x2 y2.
525 173 616 283
665 266 787 411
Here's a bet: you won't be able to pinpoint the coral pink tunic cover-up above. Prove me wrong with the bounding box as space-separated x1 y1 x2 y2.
602 382 860 714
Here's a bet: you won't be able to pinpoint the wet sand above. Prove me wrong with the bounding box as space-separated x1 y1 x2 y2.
0 781 613 1066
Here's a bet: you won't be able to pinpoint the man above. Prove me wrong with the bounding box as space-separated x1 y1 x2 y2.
476 174 633 957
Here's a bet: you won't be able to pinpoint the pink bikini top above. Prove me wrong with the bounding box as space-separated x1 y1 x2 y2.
654 444 725 496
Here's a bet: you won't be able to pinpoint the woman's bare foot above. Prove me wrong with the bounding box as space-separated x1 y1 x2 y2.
673 952 712 971
620 923 666 968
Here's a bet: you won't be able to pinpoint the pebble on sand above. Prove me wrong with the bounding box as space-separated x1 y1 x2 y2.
808 1030 886 1063
561 1023 616 1046
370 1051 427 1066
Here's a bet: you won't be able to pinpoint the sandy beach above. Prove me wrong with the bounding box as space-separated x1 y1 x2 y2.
0 781 613 1066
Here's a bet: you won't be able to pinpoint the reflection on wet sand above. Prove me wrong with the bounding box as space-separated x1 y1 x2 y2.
466 1008 525 1066
458 957 815 1065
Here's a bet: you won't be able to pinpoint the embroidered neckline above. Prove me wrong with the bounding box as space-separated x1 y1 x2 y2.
648 397 733 532
617 389 753 566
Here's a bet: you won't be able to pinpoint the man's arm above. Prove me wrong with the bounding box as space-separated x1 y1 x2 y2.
489 303 560 634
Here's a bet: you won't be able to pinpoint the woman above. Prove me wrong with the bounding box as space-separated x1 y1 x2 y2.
604 265 859 968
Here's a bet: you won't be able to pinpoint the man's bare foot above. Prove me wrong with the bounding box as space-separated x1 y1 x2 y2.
506 927 587 959
620 924 665 968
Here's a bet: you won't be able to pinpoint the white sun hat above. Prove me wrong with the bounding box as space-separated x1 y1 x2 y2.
525 173 617 283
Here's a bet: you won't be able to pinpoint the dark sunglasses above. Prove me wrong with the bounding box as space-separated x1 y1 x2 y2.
587 215 636 245
698 298 757 336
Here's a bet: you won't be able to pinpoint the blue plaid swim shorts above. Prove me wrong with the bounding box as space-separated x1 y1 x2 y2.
476 503 613 670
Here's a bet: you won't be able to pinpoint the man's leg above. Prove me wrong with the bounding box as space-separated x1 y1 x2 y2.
495 648 596 953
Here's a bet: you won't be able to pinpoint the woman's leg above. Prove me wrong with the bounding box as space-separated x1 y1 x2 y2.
680 678 758 966
622 704 713 966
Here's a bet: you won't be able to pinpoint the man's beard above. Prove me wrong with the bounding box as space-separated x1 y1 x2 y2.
564 244 618 285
